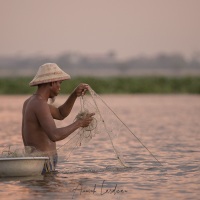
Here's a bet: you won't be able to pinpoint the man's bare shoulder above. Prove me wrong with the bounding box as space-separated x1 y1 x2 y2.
23 95 48 113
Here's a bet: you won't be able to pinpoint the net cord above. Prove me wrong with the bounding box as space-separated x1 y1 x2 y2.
88 86 164 167
88 87 127 167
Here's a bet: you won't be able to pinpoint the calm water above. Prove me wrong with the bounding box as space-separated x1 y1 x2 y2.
0 94 200 200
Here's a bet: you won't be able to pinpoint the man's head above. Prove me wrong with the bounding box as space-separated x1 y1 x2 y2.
29 63 71 86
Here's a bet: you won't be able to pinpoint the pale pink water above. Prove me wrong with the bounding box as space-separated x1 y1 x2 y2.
0 94 200 200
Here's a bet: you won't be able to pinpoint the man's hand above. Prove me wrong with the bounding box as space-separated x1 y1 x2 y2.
77 113 95 128
74 83 89 97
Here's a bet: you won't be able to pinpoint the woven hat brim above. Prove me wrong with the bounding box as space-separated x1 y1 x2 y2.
29 77 71 86
29 63 71 86
29 74 71 86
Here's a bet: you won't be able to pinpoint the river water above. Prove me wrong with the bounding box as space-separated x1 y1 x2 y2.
0 94 199 200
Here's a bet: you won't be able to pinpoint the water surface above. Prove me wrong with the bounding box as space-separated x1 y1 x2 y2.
0 94 199 200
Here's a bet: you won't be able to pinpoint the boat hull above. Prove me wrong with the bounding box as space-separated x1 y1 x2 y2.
0 157 49 177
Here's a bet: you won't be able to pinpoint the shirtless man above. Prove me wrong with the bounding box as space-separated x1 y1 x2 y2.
22 63 94 171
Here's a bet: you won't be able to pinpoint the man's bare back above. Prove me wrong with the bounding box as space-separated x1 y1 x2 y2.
22 95 57 154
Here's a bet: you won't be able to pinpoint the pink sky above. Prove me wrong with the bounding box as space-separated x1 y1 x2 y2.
0 0 200 60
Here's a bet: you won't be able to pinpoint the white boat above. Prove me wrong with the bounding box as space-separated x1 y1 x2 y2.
0 157 49 177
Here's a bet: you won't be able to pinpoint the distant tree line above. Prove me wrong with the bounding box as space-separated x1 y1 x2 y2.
0 52 200 77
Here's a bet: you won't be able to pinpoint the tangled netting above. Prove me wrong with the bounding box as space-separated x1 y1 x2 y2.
57 86 163 167
56 87 129 167
1 145 44 158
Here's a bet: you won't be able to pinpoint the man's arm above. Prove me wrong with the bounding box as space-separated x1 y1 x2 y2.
36 99 94 142
49 83 89 120
49 92 77 120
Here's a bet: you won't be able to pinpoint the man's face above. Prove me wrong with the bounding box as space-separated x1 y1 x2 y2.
50 81 62 97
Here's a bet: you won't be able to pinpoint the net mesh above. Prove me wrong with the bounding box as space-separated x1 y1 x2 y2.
57 87 128 167
1 145 44 158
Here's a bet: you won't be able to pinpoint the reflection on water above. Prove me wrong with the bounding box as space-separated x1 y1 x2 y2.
0 95 200 200
0 175 44 182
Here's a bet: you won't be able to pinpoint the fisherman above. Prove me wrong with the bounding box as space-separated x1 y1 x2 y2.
22 63 94 173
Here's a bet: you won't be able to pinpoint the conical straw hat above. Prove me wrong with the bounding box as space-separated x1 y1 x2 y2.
29 63 71 86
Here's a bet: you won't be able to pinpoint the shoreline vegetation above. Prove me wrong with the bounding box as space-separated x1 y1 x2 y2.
0 76 200 94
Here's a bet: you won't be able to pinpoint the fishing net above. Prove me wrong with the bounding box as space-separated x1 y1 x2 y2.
0 86 162 168
57 86 162 167
57 87 130 167
0 145 44 158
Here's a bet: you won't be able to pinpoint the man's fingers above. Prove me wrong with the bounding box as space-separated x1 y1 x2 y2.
87 113 95 117
81 88 88 96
